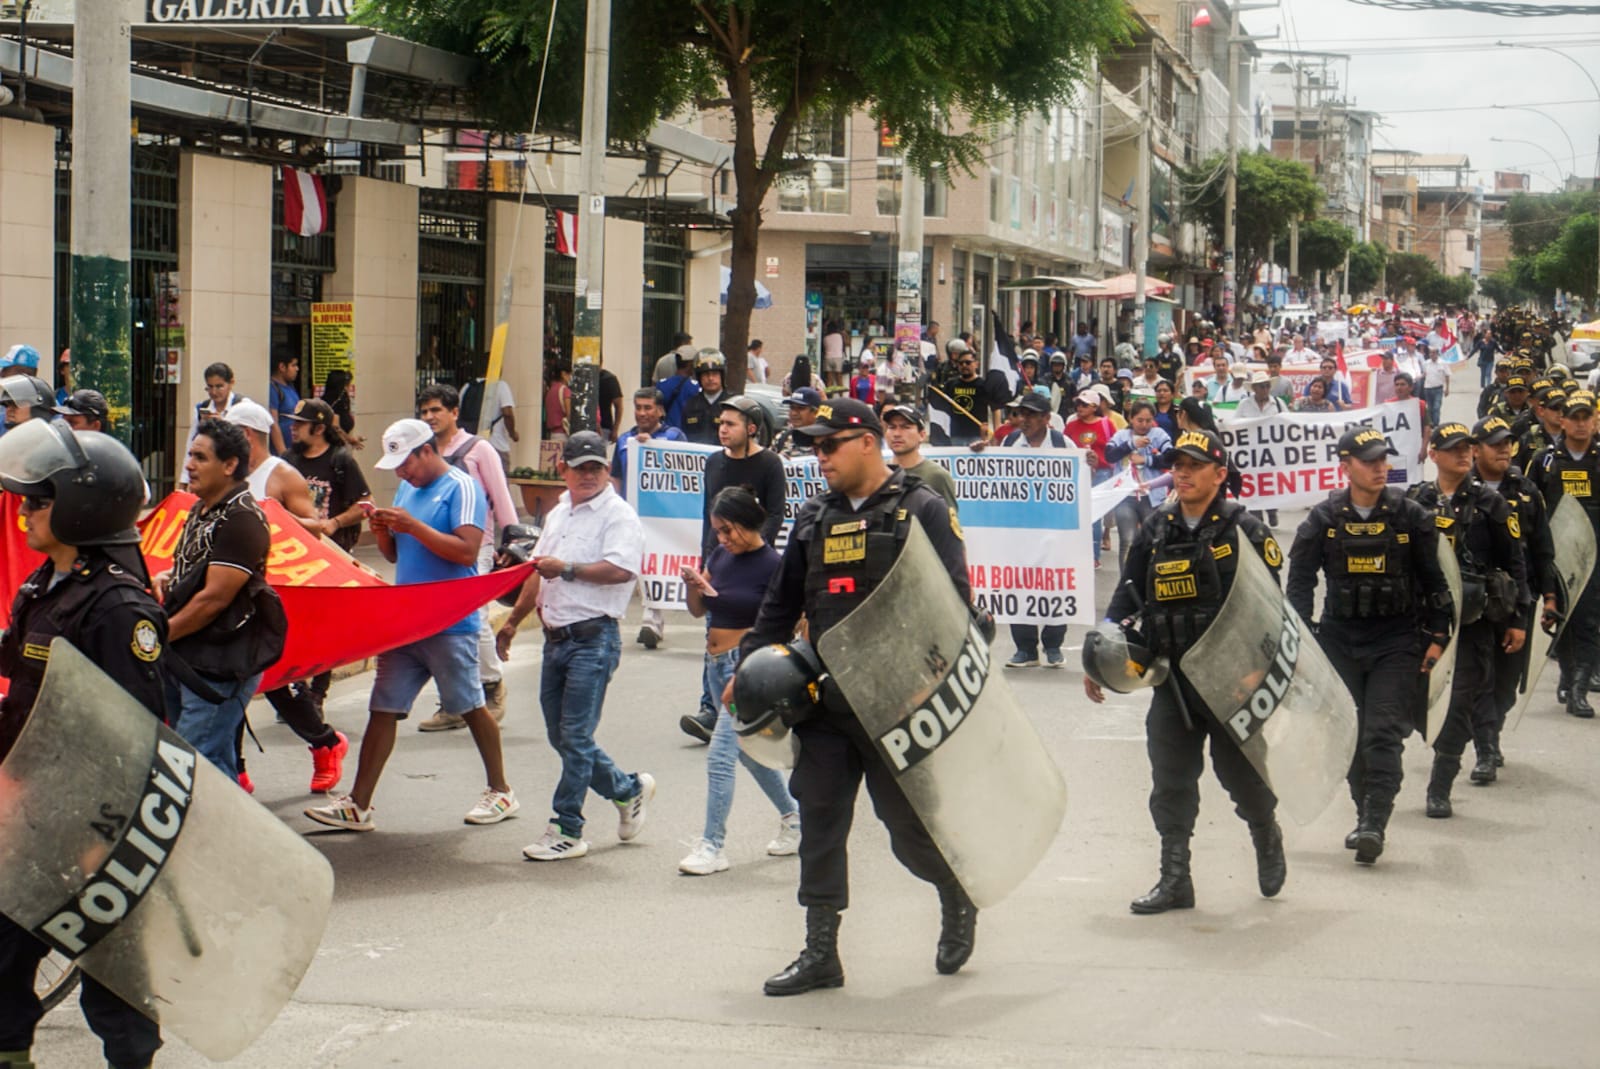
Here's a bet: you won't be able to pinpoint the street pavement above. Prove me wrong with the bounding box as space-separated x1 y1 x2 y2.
34 367 1600 1067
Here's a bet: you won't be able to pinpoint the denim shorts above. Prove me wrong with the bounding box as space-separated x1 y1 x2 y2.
371 631 483 718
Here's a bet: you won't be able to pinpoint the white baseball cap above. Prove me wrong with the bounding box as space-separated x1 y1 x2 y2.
376 418 436 469
225 399 273 434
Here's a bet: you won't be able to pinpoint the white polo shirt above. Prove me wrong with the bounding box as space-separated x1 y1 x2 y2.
533 481 645 628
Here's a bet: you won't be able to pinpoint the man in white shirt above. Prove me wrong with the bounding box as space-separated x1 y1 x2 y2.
416 382 521 729
462 372 518 469
1233 371 1288 420
496 431 654 861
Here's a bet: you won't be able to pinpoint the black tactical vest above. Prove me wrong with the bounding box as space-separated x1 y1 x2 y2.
1142 505 1232 655
1321 494 1417 620
1542 445 1600 528
802 478 918 638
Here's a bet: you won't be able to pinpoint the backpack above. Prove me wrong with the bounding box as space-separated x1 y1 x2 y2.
444 433 481 471
459 380 504 436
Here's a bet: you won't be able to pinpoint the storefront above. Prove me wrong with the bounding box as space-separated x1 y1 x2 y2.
805 242 893 358
271 175 338 395
416 188 488 395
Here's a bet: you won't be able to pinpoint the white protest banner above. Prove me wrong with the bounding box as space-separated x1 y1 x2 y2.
1184 363 1376 409
1217 399 1426 509
625 440 1095 627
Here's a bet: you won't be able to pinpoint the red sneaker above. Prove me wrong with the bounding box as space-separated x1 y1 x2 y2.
238 769 255 795
310 732 349 794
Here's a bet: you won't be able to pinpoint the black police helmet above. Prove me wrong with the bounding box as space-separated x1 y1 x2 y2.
732 638 826 729
1081 622 1169 694
0 420 146 546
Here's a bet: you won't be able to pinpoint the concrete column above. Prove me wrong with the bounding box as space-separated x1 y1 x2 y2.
175 152 272 482
485 199 545 471
685 231 724 363
602 217 645 404
0 118 56 365
323 176 419 502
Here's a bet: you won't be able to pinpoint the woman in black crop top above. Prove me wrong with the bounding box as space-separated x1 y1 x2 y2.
677 487 799 875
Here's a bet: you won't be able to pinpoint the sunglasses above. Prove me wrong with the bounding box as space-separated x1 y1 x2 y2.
813 431 869 456
21 495 53 512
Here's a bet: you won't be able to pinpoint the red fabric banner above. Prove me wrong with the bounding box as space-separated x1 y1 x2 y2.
0 492 44 631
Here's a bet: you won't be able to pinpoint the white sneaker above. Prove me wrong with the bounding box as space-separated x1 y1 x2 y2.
523 823 589 861
304 794 375 832
678 839 729 876
464 787 520 825
766 814 801 856
616 772 655 842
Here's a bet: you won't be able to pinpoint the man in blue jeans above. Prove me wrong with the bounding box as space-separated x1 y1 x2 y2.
159 417 269 780
497 430 654 860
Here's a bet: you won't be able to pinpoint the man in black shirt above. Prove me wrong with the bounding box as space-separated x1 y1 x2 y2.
946 350 999 446
287 398 371 551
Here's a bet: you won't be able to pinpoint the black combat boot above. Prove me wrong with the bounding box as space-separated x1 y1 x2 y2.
1557 666 1571 706
935 883 977 975
1568 664 1596 719
764 905 844 996
1470 747 1497 784
1249 821 1286 898
1130 835 1194 914
1344 799 1363 850
1426 755 1460 818
1354 796 1393 864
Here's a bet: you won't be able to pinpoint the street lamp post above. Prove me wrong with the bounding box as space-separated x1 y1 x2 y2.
1489 136 1566 192
1218 2 1278 332
1491 105 1577 183
1497 40 1600 307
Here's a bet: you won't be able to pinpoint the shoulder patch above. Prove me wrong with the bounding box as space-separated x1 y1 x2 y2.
1507 512 1521 539
948 506 964 541
131 619 162 663
1263 537 1283 568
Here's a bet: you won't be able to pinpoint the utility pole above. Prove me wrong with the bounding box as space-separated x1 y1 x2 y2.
1288 62 1301 287
70 0 131 444
1132 56 1151 357
1222 0 1240 332
568 0 611 433
893 152 925 381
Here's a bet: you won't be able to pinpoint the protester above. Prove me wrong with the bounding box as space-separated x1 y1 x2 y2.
545 360 573 442
1064 391 1116 568
157 418 275 781
416 383 520 728
53 388 110 433
268 348 301 455
883 404 957 508
1419 343 1448 427
322 368 364 448
1104 400 1173 573
460 361 519 462
183 362 247 482
305 418 517 832
657 350 701 431
748 339 770 384
677 487 800 875
496 431 654 861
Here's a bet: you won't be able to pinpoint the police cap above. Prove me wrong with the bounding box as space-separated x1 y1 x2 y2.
1472 416 1514 446
1504 376 1529 394
1564 390 1597 415
1431 422 1475 450
1165 428 1227 467
795 398 883 437
1338 427 1398 461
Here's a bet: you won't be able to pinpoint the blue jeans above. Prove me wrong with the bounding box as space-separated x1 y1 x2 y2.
702 648 796 849
168 672 263 782
1424 386 1444 428
1479 361 1493 389
539 620 639 837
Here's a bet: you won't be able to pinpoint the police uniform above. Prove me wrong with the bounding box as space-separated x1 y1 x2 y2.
1105 428 1284 913
1474 418 1557 766
0 553 166 1068
1527 390 1600 718
1287 428 1453 861
680 387 726 445
1405 423 1529 817
739 399 973 993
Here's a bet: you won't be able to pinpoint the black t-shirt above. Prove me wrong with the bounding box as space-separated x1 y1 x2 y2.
597 369 623 433
702 448 787 559
948 375 996 422
169 487 270 601
289 445 371 550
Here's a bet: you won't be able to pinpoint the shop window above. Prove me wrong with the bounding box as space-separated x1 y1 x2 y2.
777 109 850 214
417 189 488 394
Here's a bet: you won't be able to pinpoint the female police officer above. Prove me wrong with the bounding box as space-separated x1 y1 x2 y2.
723 398 976 995
1083 428 1287 914
0 419 165 1069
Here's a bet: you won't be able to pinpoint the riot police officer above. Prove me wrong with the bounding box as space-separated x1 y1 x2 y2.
1085 428 1286 913
1527 389 1600 718
0 419 165 1069
680 349 730 445
1287 427 1453 865
726 399 975 995
1405 423 1529 819
1472 415 1557 776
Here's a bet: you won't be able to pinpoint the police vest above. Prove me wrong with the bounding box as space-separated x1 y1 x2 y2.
1540 445 1600 528
1141 504 1235 655
1320 493 1417 621
802 478 919 637
1407 480 1504 625
0 556 157 732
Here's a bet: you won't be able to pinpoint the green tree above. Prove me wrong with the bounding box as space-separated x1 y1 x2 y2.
1272 218 1355 293
1478 266 1534 309
1529 212 1599 305
1384 251 1436 302
1416 270 1474 309
1346 240 1387 298
1504 189 1599 259
1180 150 1321 303
362 0 1131 389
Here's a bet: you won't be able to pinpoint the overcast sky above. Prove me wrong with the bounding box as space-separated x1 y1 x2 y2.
1240 0 1600 193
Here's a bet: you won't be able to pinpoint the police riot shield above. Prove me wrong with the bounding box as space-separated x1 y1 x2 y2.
815 520 1067 909
1422 541 1465 746
1511 495 1598 729
1176 536 1358 826
0 640 334 1061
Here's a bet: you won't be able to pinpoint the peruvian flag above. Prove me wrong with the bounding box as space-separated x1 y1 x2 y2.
554 210 578 257
283 167 327 237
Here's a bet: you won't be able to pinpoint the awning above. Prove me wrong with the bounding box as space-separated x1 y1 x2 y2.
1077 273 1175 301
999 275 1102 292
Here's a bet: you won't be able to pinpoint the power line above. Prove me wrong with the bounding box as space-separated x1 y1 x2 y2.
1347 0 1600 14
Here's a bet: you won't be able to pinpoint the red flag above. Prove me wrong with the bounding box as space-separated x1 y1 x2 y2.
554 210 577 257
282 166 327 237
0 492 44 631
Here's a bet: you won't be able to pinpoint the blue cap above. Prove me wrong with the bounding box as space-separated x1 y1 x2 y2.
783 387 823 409
2 345 41 370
